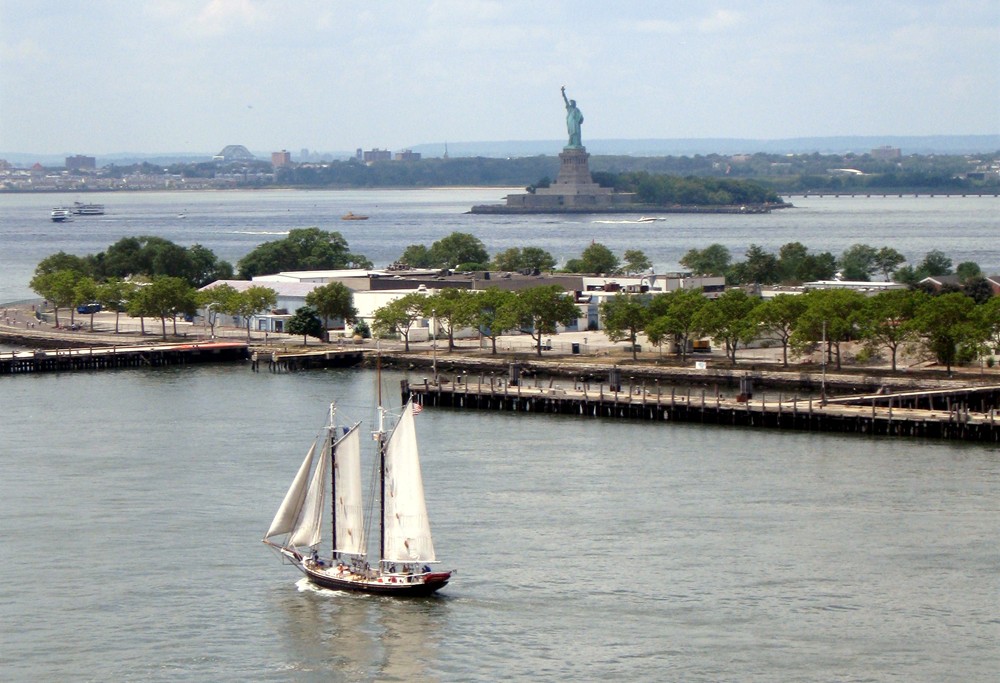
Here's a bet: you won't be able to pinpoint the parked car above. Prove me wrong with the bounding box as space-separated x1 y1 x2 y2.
77 303 102 314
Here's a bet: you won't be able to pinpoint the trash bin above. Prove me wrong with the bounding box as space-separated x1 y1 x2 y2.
571 343 580 354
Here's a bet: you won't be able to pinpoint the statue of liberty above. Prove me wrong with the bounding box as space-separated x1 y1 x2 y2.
561 86 584 149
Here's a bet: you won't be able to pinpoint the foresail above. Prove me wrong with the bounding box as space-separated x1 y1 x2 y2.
333 425 366 556
383 402 436 563
289 438 329 548
264 441 317 541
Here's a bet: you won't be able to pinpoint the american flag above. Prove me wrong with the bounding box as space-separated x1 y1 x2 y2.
412 403 423 415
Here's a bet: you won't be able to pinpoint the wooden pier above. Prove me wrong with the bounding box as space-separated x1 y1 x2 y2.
402 376 1000 443
0 341 249 374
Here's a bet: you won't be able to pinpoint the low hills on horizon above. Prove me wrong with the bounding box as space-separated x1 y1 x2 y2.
4 134 998 167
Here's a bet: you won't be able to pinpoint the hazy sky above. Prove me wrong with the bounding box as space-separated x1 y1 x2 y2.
2 0 997 156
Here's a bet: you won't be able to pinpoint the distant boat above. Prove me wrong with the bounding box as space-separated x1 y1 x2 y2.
341 212 369 220
263 394 453 596
72 202 105 215
50 207 73 222
637 216 663 223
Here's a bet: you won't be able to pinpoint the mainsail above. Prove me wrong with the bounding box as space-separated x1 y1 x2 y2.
382 402 436 563
333 425 366 557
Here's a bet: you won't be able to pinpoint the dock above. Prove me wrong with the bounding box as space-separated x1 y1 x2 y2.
0 341 249 374
402 376 1000 443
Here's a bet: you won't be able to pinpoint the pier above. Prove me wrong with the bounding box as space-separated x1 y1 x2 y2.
402 376 1000 443
0 341 249 374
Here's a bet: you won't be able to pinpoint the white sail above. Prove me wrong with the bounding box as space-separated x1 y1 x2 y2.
264 441 318 542
383 402 436 563
333 425 366 557
289 437 329 548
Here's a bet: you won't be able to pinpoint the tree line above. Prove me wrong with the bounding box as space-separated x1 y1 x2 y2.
601 287 1000 372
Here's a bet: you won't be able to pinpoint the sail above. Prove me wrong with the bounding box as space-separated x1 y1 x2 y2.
290 438 329 548
383 402 436 563
333 425 366 556
264 441 318 542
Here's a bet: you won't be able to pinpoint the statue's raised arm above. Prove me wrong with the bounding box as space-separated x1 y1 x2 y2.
561 86 584 149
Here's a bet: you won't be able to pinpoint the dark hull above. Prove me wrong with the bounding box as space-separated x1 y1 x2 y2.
303 564 451 597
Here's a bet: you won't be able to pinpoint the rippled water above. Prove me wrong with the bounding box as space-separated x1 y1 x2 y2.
1 366 998 682
1 190 999 681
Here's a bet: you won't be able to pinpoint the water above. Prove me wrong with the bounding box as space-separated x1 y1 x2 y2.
1 190 999 681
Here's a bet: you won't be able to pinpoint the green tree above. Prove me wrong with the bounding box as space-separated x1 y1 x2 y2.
982 296 1000 353
693 289 758 365
855 289 927 371
228 285 279 343
429 232 489 269
197 283 240 337
237 228 371 279
287 305 325 345
565 242 619 274
601 294 650 360
729 244 779 285
962 276 994 305
305 281 357 338
913 292 985 373
492 247 556 272
34 251 91 279
96 278 138 334
372 292 428 352
792 289 867 369
424 288 477 351
777 242 836 283
73 276 100 330
680 244 731 276
622 249 652 275
873 247 906 281
915 249 953 278
956 261 982 281
471 288 519 354
646 288 708 360
752 293 808 367
513 285 580 356
838 243 879 281
129 276 198 340
399 244 433 268
30 269 84 328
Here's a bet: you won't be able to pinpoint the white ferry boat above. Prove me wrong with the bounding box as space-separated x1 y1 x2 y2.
72 202 105 215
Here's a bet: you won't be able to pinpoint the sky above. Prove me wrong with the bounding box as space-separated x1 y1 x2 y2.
1 0 998 156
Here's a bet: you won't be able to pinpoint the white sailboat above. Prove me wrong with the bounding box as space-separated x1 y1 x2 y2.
263 400 452 596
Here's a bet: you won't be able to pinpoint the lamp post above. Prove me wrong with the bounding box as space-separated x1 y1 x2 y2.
431 308 437 380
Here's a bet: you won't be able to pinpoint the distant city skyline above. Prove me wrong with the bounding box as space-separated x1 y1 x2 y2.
1 1 997 156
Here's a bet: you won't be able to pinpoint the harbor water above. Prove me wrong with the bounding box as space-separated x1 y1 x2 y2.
1 190 999 681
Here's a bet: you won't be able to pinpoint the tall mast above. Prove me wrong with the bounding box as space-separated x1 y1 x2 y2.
376 349 386 565
328 403 337 561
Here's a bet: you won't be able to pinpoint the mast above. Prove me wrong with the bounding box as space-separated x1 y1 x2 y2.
329 403 337 561
377 349 386 566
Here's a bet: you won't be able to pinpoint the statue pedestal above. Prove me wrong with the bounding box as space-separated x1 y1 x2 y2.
552 148 600 188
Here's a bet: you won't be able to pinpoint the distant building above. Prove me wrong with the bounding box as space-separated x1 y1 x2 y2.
66 155 96 170
213 145 255 162
394 149 421 161
271 150 292 167
871 145 902 160
362 148 392 163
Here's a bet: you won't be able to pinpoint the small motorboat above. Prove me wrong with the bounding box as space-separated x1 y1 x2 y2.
341 212 369 220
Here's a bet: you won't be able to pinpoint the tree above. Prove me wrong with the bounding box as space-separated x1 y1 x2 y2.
228 285 278 343
30 269 84 328
287 306 325 346
471 288 519 354
73 276 100 330
601 294 650 360
916 250 953 278
96 278 138 334
693 289 759 365
305 282 357 338
622 249 652 274
429 232 489 269
838 243 879 281
855 289 927 371
956 261 982 281
424 288 477 351
962 276 994 305
372 292 427 352
129 276 197 340
729 244 780 285
492 247 556 272
646 288 708 360
680 244 731 276
565 242 619 274
792 289 866 369
982 296 1000 353
752 294 808 367
197 283 240 337
913 292 986 373
777 242 836 283
513 285 580 356
873 247 906 281
237 228 371 279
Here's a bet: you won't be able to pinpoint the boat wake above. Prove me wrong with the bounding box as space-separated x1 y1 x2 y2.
230 230 291 236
